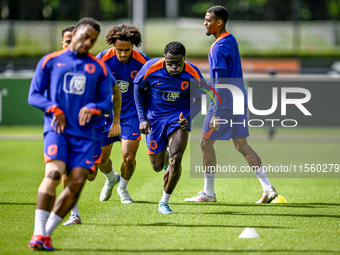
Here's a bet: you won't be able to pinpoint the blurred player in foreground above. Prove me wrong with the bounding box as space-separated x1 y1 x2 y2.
28 18 113 250
61 26 122 225
96 24 149 203
134 41 204 214
185 5 278 203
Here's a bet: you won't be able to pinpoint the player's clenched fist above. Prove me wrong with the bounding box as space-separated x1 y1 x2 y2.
178 112 189 130
139 120 151 134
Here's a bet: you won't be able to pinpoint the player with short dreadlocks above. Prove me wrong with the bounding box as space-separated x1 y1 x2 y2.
134 41 205 214
96 24 150 204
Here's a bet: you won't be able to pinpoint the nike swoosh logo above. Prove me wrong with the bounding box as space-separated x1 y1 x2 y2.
133 133 139 135
86 159 93 164
111 72 115 74
57 63 66 67
157 82 164 85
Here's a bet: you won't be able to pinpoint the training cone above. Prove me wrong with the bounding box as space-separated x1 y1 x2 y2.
239 227 260 238
271 195 288 203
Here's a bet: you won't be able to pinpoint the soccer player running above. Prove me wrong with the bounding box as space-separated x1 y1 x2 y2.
134 41 204 214
28 18 113 250
96 24 149 203
185 5 278 203
60 26 122 225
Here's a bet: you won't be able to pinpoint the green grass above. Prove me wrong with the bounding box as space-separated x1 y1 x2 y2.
0 128 340 255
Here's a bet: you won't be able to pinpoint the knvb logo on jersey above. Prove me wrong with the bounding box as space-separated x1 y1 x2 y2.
181 81 189 90
64 73 86 95
196 79 312 128
131 70 138 79
85 64 95 74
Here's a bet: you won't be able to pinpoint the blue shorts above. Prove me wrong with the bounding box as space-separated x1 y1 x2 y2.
44 131 95 173
146 115 187 154
93 126 104 163
102 116 141 147
202 106 249 140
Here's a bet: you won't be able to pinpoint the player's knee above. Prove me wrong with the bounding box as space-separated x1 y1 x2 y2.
151 162 164 172
87 171 97 182
47 171 61 180
200 139 211 152
68 178 86 193
123 155 135 167
38 171 61 195
234 142 248 153
169 153 183 169
46 170 61 187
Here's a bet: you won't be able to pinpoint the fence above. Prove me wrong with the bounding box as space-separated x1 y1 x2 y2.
0 19 339 57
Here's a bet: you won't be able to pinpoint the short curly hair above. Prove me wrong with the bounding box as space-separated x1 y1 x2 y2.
106 24 142 47
163 41 186 56
207 5 229 24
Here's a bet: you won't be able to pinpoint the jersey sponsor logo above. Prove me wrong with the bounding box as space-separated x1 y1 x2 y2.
57 63 66 67
47 144 58 156
181 81 189 90
149 140 158 150
133 132 139 135
131 70 138 79
111 72 115 74
117 80 129 93
162 91 180 102
86 159 93 164
157 82 165 85
85 64 95 74
63 73 86 95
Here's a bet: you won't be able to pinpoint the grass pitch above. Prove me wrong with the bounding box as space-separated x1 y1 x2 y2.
0 127 339 255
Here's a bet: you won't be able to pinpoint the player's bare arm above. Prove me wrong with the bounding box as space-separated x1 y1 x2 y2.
108 82 121 137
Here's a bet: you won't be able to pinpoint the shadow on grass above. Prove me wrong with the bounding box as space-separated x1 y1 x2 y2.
85 222 290 229
58 248 340 253
133 200 159 205
135 222 290 229
201 211 340 219
135 201 340 208
0 202 36 205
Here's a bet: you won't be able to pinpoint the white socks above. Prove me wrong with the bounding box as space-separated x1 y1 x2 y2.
203 172 215 197
70 201 80 217
33 209 50 236
118 176 129 189
45 212 63 237
104 168 116 183
160 191 171 204
254 167 272 192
